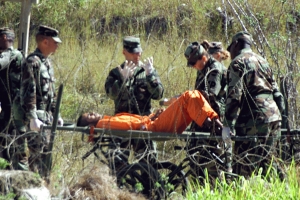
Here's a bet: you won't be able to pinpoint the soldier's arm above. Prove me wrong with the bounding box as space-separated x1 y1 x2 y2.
49 67 60 117
223 61 244 129
206 67 222 97
105 67 124 100
270 69 285 114
206 67 223 113
9 50 25 99
145 68 164 100
21 57 39 120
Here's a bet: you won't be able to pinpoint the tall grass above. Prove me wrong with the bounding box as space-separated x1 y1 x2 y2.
186 162 300 200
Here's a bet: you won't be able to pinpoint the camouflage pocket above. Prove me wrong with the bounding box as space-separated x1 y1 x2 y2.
40 71 50 92
254 97 280 123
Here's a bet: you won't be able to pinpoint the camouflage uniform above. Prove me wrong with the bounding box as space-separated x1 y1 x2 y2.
0 27 26 170
105 37 164 116
105 36 163 155
21 25 62 178
21 48 57 177
184 42 229 180
224 34 284 179
105 61 164 116
194 57 227 122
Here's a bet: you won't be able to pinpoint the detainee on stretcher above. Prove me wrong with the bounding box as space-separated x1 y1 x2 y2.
77 90 222 133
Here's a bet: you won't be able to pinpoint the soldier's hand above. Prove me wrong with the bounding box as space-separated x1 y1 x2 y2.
58 117 64 126
222 126 232 141
214 118 223 135
118 60 136 81
141 57 154 75
30 118 44 131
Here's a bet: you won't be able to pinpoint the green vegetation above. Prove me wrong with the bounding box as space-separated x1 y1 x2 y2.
186 162 300 200
0 158 9 169
0 0 300 199
0 192 16 200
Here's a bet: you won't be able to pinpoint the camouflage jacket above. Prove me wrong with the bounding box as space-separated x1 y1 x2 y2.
105 61 164 116
0 47 24 104
194 56 227 118
20 48 57 121
224 48 281 129
0 47 25 131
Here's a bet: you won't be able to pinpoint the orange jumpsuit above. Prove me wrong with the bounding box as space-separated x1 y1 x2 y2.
96 90 218 134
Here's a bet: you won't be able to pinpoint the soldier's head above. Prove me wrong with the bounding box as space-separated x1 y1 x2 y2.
36 25 62 57
201 40 230 62
184 41 209 70
0 27 15 50
123 36 142 65
227 31 253 59
77 112 103 127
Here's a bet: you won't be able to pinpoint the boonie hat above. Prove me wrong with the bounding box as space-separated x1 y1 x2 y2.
227 31 252 51
37 25 62 43
123 36 142 53
184 41 205 67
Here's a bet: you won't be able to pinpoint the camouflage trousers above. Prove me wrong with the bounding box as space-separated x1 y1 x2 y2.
27 129 52 180
234 121 286 180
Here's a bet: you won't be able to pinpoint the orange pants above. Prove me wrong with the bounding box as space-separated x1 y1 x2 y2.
96 90 218 134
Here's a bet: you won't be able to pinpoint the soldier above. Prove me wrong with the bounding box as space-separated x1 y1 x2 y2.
184 41 230 181
0 27 26 170
185 41 227 124
104 36 164 153
20 25 63 180
223 31 285 180
201 40 229 120
105 36 164 116
206 41 230 63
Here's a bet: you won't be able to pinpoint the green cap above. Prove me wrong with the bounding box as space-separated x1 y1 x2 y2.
208 42 223 54
184 41 205 67
227 31 253 51
37 25 62 43
123 36 142 53
0 27 15 38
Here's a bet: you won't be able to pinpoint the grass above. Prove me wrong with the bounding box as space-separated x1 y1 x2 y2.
185 163 300 200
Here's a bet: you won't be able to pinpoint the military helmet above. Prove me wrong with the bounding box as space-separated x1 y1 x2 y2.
184 42 205 67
